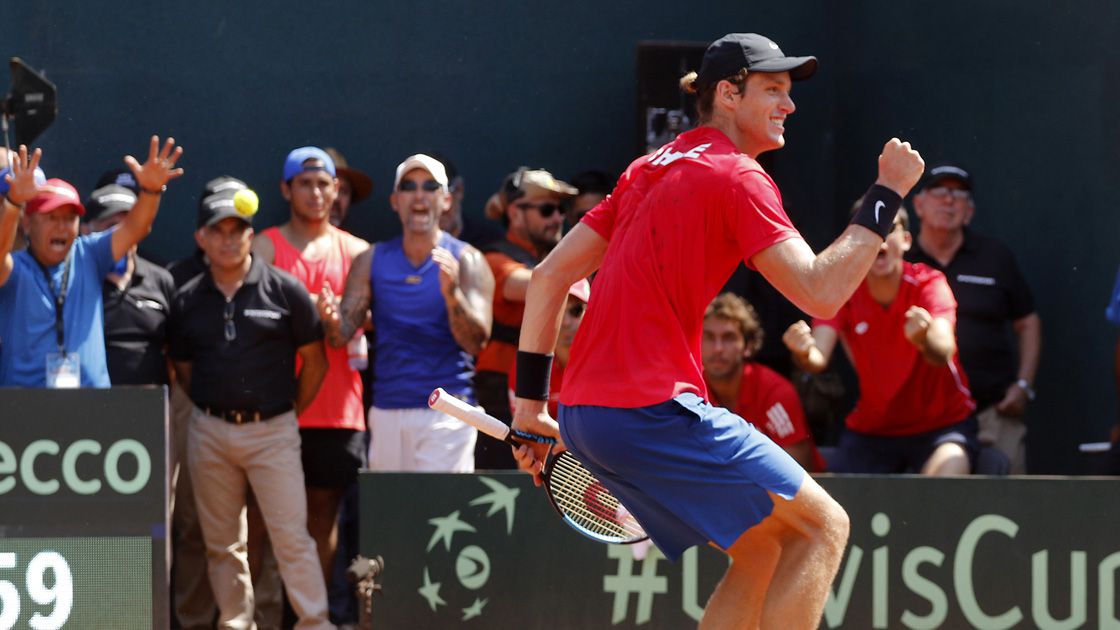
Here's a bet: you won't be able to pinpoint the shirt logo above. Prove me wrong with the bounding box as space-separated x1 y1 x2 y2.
244 309 281 320
957 274 996 286
855 321 869 335
765 403 795 438
647 142 712 167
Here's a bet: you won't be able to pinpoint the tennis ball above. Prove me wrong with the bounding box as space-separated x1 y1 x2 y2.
233 188 259 217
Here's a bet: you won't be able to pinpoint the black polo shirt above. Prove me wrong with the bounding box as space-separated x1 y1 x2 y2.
169 255 322 414
103 255 175 385
167 249 208 288
906 229 1035 408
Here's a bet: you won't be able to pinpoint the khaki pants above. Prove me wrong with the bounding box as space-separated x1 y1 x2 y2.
977 405 1028 474
170 383 216 629
188 407 333 630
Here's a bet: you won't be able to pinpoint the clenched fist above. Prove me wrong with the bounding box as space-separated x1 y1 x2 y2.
876 138 925 198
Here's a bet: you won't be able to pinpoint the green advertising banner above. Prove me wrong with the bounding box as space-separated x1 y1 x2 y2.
360 472 1120 629
0 387 168 629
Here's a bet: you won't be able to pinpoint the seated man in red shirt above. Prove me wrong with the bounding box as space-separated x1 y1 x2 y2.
702 293 826 472
782 208 978 475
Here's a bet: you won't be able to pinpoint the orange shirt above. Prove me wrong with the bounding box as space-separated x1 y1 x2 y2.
476 230 540 375
262 225 367 430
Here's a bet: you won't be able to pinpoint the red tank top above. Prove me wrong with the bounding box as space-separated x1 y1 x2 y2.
262 226 367 430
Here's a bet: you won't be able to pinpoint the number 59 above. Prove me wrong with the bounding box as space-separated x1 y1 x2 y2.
0 551 73 630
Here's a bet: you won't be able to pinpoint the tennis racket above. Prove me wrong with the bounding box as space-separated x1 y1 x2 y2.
428 388 648 544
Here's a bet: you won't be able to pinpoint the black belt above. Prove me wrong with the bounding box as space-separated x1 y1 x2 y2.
203 405 292 425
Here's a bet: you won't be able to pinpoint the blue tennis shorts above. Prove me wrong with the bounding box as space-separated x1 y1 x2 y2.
558 393 805 561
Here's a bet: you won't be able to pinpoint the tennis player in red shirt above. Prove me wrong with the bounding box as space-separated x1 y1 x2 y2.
511 32 925 628
783 208 977 475
702 293 826 472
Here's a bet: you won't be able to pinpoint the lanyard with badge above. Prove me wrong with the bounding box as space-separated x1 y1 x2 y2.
39 250 79 388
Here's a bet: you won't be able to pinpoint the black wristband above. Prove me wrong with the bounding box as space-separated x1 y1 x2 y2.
850 184 903 239
515 350 554 401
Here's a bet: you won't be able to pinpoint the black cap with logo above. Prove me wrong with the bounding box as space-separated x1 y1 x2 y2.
696 33 817 91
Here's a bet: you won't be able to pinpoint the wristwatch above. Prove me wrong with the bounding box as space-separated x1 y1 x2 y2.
1015 378 1036 401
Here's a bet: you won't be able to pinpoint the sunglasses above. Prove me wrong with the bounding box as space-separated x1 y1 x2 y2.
223 301 236 342
398 180 443 193
926 186 971 202
514 201 561 218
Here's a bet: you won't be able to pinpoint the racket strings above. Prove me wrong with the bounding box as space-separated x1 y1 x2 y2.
547 454 646 542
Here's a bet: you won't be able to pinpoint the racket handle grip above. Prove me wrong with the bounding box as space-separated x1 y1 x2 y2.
428 388 511 441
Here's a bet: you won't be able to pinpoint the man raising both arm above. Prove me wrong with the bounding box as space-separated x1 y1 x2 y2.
321 154 495 472
510 33 923 629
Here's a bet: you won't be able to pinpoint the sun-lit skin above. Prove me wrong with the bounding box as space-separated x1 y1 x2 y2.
281 162 338 227
390 168 451 235
508 188 565 253
701 316 748 381
196 217 253 273
731 71 796 156
22 206 81 267
913 179 973 234
868 221 911 279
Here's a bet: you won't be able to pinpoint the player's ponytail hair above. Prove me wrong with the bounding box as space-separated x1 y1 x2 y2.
681 69 749 124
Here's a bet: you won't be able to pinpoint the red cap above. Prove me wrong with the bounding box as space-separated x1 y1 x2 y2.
26 178 85 216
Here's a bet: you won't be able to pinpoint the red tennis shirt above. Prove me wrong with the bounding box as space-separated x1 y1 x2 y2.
561 127 801 408
813 262 976 436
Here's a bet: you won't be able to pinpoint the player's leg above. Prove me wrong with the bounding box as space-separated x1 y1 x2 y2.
701 476 849 629
303 429 364 580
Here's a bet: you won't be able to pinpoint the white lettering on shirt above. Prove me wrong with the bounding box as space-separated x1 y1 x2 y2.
765 403 795 438
956 274 996 286
647 142 712 167
244 309 281 320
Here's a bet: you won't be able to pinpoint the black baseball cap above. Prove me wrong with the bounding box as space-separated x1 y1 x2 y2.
696 33 817 91
201 175 247 198
95 168 140 194
197 189 252 228
86 184 137 222
921 163 972 191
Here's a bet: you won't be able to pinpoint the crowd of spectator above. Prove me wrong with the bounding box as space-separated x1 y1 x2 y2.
0 133 1047 628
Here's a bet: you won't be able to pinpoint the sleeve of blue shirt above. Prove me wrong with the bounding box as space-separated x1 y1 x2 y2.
85 229 118 278
1106 265 1120 326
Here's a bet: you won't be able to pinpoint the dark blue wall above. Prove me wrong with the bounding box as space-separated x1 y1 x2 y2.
4 2 1116 472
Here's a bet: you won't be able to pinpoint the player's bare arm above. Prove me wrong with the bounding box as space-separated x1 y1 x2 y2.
435 245 494 356
112 136 184 261
904 306 955 365
753 139 924 318
511 223 607 480
783 321 838 373
294 339 328 415
321 246 374 347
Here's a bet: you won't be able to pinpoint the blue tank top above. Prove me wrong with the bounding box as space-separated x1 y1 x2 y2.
370 233 475 408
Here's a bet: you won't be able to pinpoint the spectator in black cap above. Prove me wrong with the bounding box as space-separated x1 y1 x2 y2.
907 163 1041 474
169 187 333 629
85 183 175 386
164 175 249 630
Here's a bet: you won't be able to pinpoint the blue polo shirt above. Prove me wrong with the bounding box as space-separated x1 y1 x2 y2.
0 231 117 387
